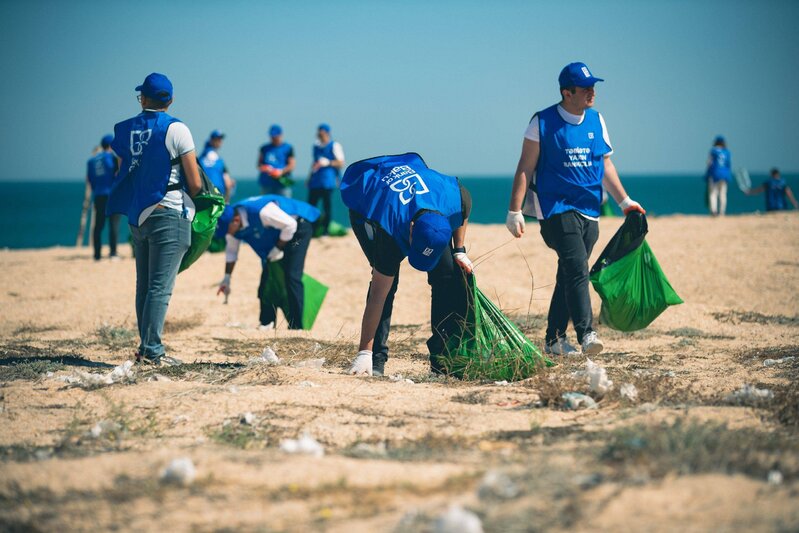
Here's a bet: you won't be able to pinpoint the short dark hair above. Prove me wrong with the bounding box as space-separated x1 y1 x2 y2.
770 167 780 176
142 94 171 110
560 86 576 98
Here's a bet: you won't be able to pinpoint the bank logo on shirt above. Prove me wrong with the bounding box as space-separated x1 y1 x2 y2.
130 129 152 156
383 165 430 205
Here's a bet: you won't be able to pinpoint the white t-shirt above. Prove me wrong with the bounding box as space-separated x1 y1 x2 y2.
315 140 345 162
224 202 298 262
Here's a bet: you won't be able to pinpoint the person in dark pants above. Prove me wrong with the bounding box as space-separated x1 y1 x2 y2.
307 124 345 235
506 62 645 356
341 153 474 377
215 195 320 330
84 135 120 260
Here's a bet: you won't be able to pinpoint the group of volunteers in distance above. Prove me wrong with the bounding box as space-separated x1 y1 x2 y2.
86 62 794 377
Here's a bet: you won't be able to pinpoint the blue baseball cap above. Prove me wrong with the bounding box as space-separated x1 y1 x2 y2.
100 134 113 148
269 124 282 137
135 72 173 103
214 206 234 239
210 129 225 139
408 211 451 272
558 62 604 88
318 123 331 133
714 135 725 145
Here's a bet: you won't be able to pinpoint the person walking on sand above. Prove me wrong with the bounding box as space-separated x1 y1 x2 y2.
258 124 295 197
82 134 121 260
215 195 320 330
200 130 236 203
706 135 732 216
746 167 799 211
308 123 345 235
107 72 202 366
341 153 474 377
506 62 645 357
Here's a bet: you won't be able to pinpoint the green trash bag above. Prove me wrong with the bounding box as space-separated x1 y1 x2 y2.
312 219 348 238
178 160 226 273
207 236 227 253
438 275 553 381
260 261 328 330
589 212 683 331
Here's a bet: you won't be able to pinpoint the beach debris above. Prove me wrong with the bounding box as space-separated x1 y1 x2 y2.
562 392 598 410
249 346 281 365
493 380 510 386
89 419 121 439
280 433 325 457
240 412 255 425
349 441 388 458
620 383 639 401
298 380 319 388
389 374 415 384
763 356 796 367
225 321 248 329
147 373 172 382
172 415 190 425
768 470 783 485
293 358 325 369
55 360 135 388
160 457 196 486
228 385 239 394
725 384 774 406
433 505 483 533
585 358 613 395
638 402 657 413
477 470 520 500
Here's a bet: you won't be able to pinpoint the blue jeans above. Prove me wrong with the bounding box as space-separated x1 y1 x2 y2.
129 208 191 358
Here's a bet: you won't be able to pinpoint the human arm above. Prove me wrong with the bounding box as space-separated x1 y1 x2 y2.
260 202 297 257
746 185 765 195
217 236 241 300
506 138 540 237
786 186 799 209
223 172 235 203
357 270 395 352
602 156 645 214
180 151 202 197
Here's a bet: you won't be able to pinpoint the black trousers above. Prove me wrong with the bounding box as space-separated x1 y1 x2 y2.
257 218 313 329
92 195 120 259
350 212 468 364
539 211 599 345
307 188 332 235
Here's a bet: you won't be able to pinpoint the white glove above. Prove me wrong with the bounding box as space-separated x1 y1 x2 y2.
506 210 525 237
266 247 284 262
217 274 231 303
453 252 473 274
316 157 330 167
348 350 373 375
618 196 646 215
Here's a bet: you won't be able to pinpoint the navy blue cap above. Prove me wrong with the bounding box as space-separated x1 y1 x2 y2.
714 135 725 145
100 134 113 148
135 72 173 103
209 129 225 139
214 206 234 239
269 124 283 137
558 62 604 88
408 212 451 272
318 123 331 133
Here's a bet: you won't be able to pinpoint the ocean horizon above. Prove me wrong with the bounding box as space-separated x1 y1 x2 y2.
2 173 796 250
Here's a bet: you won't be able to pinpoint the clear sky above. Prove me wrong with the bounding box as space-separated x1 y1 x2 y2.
1 0 797 181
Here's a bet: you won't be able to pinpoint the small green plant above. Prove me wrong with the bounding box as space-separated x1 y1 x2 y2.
95 324 136 351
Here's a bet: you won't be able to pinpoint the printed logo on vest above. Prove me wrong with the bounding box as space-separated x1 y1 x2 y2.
382 165 430 205
588 132 594 139
422 247 434 256
130 129 152 156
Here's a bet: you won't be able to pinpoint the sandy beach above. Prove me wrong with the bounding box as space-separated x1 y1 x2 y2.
1 213 797 531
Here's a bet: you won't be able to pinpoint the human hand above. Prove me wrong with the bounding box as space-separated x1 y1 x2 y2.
217 274 231 303
269 167 283 178
505 210 525 237
619 197 646 215
266 247 284 262
348 350 373 375
453 249 473 274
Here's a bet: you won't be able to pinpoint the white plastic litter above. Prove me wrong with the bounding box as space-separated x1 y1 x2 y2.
726 384 774 406
585 358 613 395
620 383 639 401
89 420 121 438
225 321 247 329
298 380 319 388
562 392 598 410
160 457 196 486
56 360 135 387
240 412 255 425
768 470 783 485
433 505 484 533
293 358 325 369
172 415 190 425
477 470 520 500
279 433 325 457
249 346 281 365
389 374 414 384
228 385 239 394
493 380 510 386
763 356 796 367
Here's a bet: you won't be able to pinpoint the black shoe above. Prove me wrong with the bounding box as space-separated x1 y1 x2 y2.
372 353 388 377
429 354 447 375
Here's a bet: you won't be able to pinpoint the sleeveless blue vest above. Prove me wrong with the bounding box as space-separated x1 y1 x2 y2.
200 145 227 196
765 178 787 211
87 151 116 197
708 147 732 182
341 152 463 258
535 105 611 219
258 143 294 188
309 141 339 189
107 111 180 226
233 195 320 260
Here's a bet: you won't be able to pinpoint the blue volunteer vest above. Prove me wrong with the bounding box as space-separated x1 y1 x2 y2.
708 147 732 182
309 141 339 190
764 178 787 211
107 111 181 226
233 195 320 260
200 145 227 196
258 143 294 188
535 105 611 219
87 151 116 197
340 152 463 258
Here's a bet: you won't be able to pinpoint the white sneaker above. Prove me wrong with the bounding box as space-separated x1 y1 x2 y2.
581 331 604 355
544 338 579 356
258 322 275 331
348 350 373 376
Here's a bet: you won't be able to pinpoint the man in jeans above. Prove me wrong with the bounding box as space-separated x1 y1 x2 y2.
506 62 645 356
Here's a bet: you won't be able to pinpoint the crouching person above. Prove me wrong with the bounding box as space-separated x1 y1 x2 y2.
340 153 474 377
215 195 320 329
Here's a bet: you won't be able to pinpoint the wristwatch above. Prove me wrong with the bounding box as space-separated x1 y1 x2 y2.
452 246 466 254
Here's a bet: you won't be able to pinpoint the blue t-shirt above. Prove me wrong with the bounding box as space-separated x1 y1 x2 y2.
764 178 788 211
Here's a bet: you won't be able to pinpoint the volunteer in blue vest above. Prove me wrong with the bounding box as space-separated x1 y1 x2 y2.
83 134 120 260
200 130 236 203
706 136 732 216
107 72 202 366
506 62 645 357
746 168 799 211
215 195 320 330
308 123 345 235
341 153 474 377
258 124 295 197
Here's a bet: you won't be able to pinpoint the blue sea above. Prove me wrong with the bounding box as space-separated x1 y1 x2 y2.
1 173 795 249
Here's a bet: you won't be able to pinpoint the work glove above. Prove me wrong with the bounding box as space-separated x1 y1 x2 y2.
453 248 473 274
269 167 283 178
505 210 525 237
316 157 330 167
618 196 646 215
217 274 231 304
348 350 373 376
260 164 275 174
266 247 284 262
